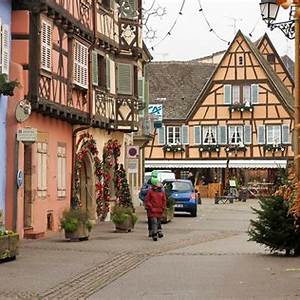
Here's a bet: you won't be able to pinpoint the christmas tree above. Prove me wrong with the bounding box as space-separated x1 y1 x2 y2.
115 164 133 209
248 195 300 255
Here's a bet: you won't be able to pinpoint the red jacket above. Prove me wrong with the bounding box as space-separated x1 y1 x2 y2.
145 186 167 218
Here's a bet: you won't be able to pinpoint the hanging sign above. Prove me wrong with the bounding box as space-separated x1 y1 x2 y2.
149 104 163 128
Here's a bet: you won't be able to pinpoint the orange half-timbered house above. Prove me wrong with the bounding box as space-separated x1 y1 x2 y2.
145 31 294 197
6 0 149 237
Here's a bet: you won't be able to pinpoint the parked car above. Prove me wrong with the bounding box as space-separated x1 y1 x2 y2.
163 179 198 217
139 170 175 201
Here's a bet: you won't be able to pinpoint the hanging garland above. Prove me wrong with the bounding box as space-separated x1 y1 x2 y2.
97 139 121 221
72 133 102 210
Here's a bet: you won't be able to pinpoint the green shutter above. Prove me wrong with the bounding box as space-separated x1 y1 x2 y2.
194 126 201 144
182 125 189 145
138 77 145 100
92 51 98 86
218 126 227 144
251 84 259 104
158 126 165 145
282 124 290 144
244 125 252 145
117 63 132 95
257 125 265 144
106 57 111 90
224 85 232 104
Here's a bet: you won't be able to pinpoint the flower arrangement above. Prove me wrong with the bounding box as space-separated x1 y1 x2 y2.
0 74 19 96
163 144 185 152
225 144 247 152
199 144 221 152
263 144 287 152
229 102 253 113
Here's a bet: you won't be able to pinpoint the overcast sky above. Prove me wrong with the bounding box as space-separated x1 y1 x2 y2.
143 0 295 61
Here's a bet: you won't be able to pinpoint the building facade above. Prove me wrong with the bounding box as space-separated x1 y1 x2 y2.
0 0 11 224
145 31 294 196
6 0 148 238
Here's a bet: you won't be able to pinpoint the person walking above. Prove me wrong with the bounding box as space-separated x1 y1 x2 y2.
145 177 167 241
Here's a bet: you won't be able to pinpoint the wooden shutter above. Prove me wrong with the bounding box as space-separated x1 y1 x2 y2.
138 77 145 101
41 20 52 71
158 126 165 145
257 125 265 144
194 126 201 144
117 63 132 95
224 85 231 104
218 125 227 144
2 24 9 75
182 125 189 145
251 84 259 104
106 56 111 90
92 51 98 86
282 124 290 144
244 125 252 145
73 41 88 88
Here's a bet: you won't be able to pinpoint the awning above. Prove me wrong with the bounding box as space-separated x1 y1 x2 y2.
145 160 228 169
228 159 287 169
145 159 288 169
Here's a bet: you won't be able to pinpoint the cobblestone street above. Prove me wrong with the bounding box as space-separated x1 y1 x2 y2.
1 199 300 299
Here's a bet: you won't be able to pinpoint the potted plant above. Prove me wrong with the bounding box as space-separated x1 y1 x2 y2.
111 205 138 232
60 208 93 241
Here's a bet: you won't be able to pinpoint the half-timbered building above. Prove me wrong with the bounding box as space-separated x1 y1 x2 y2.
145 31 294 197
5 0 148 237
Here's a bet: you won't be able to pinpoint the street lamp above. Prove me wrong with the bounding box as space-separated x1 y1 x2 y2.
259 0 300 199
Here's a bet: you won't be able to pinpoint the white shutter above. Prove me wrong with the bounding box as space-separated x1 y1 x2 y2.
182 125 189 145
244 125 252 145
224 85 231 104
37 150 42 191
158 126 165 145
194 126 201 145
41 21 52 71
2 24 9 75
117 63 132 95
42 144 47 195
218 125 227 144
57 152 62 196
232 85 240 104
251 84 259 104
138 77 145 101
257 125 265 144
73 41 88 88
282 124 290 144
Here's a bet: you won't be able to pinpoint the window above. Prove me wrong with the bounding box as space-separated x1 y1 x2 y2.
243 85 251 104
267 54 275 64
0 21 10 75
238 56 243 65
267 125 281 145
73 40 88 88
232 85 240 104
229 126 243 145
167 126 181 144
41 20 52 71
57 144 66 198
203 126 217 144
37 142 47 197
102 0 111 9
224 84 259 104
92 52 110 89
119 0 137 19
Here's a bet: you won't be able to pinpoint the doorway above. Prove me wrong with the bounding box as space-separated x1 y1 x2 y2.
79 154 95 219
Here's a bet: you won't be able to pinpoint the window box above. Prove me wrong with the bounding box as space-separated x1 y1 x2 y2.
163 144 185 153
263 144 287 152
199 144 221 152
229 102 253 113
225 144 247 152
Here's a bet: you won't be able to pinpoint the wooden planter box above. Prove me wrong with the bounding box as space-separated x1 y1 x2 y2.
161 207 174 223
65 223 89 241
0 233 19 261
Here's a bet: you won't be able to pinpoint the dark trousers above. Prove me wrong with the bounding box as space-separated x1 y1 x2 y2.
148 217 162 236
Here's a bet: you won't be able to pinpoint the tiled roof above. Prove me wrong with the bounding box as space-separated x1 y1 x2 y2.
146 61 217 120
281 55 294 79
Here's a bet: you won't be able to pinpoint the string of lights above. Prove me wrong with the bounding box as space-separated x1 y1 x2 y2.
149 0 186 51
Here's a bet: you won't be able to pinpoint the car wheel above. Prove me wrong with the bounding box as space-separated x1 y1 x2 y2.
190 208 197 217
